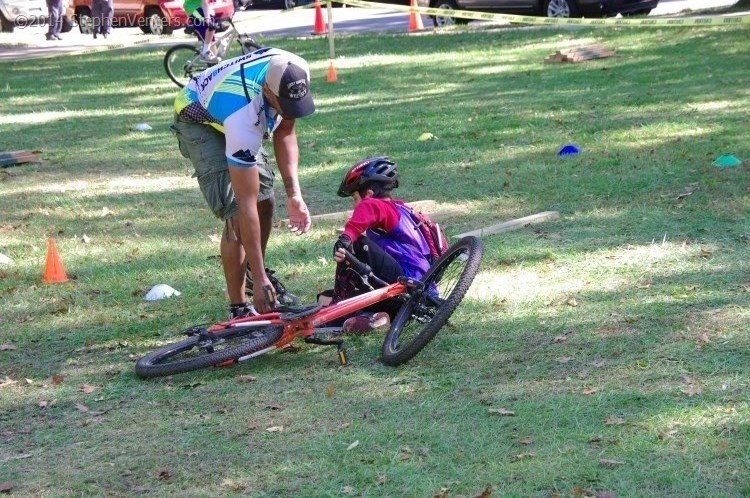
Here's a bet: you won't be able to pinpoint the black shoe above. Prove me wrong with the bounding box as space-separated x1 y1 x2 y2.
245 266 299 306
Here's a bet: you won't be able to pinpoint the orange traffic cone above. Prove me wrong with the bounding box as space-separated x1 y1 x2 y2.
43 238 68 284
408 0 424 32
326 60 338 82
312 0 327 35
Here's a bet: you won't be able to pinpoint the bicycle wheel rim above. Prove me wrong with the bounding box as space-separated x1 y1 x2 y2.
135 324 283 378
164 44 205 88
381 236 483 366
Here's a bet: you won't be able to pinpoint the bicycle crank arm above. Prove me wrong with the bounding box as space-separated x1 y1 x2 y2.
304 336 348 366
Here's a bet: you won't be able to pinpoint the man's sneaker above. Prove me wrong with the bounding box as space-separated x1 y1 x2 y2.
245 266 300 306
343 312 390 334
229 303 258 320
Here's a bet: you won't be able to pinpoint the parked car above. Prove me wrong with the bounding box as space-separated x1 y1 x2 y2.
418 0 659 27
0 0 73 32
69 0 234 35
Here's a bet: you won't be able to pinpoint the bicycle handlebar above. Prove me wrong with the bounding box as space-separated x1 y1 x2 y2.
341 249 389 289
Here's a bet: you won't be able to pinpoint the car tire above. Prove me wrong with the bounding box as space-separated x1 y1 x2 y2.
0 12 14 32
623 8 651 15
76 7 93 34
430 0 468 27
544 0 578 17
145 7 173 35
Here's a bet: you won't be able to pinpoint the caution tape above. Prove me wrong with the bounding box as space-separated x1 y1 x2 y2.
334 0 750 26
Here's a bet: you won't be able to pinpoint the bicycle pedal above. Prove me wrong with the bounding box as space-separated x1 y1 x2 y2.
338 346 348 366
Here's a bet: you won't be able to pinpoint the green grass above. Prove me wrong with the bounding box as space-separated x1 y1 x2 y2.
1 23 749 497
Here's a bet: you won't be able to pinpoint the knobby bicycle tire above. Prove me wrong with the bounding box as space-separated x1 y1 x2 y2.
381 236 483 366
164 44 207 88
135 324 283 378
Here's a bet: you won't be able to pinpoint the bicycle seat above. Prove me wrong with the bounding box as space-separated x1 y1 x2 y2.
277 304 322 321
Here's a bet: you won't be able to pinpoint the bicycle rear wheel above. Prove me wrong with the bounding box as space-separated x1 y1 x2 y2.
164 44 207 88
381 236 483 366
135 324 283 378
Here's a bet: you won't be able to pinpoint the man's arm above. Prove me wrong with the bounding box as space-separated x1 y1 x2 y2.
226 165 275 312
272 117 312 234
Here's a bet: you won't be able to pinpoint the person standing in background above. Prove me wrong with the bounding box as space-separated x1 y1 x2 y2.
45 0 64 40
91 0 114 39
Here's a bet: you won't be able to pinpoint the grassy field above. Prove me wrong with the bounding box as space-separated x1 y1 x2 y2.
1 20 749 497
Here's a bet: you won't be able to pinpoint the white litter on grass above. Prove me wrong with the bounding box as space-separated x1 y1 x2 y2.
144 284 181 301
0 253 13 265
132 123 153 132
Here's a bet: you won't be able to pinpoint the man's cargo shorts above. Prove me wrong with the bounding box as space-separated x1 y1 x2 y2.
171 113 275 221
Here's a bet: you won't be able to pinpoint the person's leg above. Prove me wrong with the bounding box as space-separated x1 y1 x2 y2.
46 0 61 38
104 0 113 35
354 236 404 285
194 9 216 59
221 217 246 305
52 0 63 36
91 0 100 37
348 236 405 324
172 114 245 308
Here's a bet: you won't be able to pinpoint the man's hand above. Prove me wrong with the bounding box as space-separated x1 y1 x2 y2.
332 234 352 264
287 195 311 235
252 277 278 314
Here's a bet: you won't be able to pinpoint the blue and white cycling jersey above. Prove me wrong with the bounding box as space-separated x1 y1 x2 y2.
174 47 285 168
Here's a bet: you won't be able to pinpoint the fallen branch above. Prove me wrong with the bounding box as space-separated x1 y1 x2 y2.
454 211 560 239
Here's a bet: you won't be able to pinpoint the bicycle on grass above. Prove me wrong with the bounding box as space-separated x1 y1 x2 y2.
135 236 484 378
164 16 262 88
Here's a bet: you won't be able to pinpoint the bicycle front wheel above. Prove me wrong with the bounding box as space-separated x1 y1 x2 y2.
381 236 484 366
135 324 283 378
164 44 207 88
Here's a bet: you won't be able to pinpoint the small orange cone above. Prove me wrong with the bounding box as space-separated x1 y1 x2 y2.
43 238 68 284
408 0 424 32
312 0 327 35
326 60 338 82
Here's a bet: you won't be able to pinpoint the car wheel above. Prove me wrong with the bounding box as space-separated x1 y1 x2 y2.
431 0 467 27
76 7 93 34
544 0 578 17
61 15 74 32
283 0 296 8
146 8 173 35
0 12 14 32
623 8 651 15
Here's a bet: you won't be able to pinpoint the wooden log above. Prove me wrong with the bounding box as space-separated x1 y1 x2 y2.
453 211 560 239
0 150 42 167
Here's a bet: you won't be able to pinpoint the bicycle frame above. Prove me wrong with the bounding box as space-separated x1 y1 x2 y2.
206 279 411 362
193 18 254 59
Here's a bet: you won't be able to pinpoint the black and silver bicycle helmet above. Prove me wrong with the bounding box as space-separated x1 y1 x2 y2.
337 156 399 197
